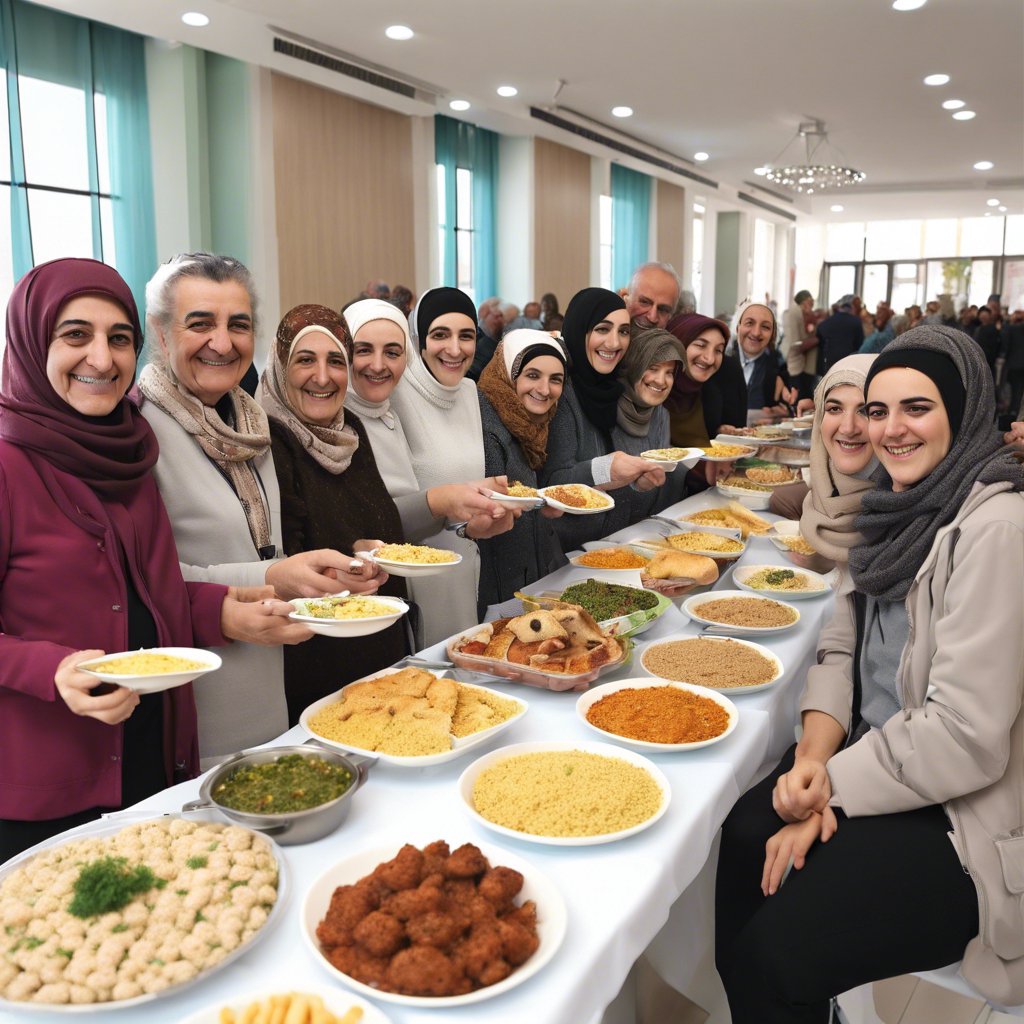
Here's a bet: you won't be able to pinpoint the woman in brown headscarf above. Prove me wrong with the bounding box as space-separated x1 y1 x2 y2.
261 304 412 722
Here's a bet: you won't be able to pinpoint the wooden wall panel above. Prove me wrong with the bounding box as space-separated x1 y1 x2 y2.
656 179 685 272
533 138 591 303
271 73 415 312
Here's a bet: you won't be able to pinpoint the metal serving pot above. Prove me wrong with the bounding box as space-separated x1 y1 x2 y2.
182 743 374 845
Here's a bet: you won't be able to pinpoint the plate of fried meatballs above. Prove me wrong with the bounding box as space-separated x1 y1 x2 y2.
302 839 566 1006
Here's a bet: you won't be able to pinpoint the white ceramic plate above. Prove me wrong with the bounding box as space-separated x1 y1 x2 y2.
655 524 746 561
537 484 615 515
179 984 394 1024
299 669 528 767
576 677 738 752
367 548 463 577
458 740 671 846
698 444 757 462
78 647 221 694
288 595 409 638
714 482 773 509
682 589 801 636
640 635 784 695
638 446 704 471
761 445 811 467
302 841 566 1007
714 432 788 448
0 816 287 1015
488 489 546 510
568 546 650 573
730 470 801 489
733 563 832 599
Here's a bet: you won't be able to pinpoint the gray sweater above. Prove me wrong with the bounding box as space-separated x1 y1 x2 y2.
476 394 565 616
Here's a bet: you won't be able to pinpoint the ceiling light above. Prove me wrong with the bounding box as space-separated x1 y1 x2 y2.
942 99 965 110
893 0 928 9
985 212 993 217
973 160 994 171
385 25 414 40
952 110 976 120
762 119 865 195
693 151 709 162
987 198 1000 206
496 85 518 98
181 11 209 27
693 203 705 214
753 166 768 176
611 106 633 118
830 204 845 213
448 99 470 111
999 206 1008 213
923 73 950 86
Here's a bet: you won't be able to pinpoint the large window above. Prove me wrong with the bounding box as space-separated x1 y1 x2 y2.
434 114 497 302
0 0 155 320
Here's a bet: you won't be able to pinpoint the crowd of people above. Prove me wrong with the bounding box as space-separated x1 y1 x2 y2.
1 250 1023 1020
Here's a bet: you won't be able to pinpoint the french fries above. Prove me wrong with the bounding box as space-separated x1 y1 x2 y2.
218 992 363 1024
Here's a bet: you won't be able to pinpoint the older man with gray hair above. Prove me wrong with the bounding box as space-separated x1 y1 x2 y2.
782 289 819 400
625 261 681 330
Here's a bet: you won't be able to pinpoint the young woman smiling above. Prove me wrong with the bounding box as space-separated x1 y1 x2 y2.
541 287 666 546
715 326 1024 1021
260 304 414 723
476 330 568 613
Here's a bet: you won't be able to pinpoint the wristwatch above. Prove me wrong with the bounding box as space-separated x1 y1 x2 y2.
444 521 469 539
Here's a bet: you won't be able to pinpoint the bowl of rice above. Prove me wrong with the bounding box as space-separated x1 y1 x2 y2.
639 636 783 695
458 740 670 846
79 647 222 694
368 544 463 577
733 564 831 599
288 595 410 637
682 590 800 636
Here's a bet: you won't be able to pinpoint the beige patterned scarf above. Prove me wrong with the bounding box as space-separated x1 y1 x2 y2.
138 362 272 554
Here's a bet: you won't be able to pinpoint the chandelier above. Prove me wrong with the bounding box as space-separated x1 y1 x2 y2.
760 119 865 195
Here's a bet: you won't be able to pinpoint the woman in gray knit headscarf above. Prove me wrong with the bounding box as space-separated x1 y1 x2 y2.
716 324 1024 1020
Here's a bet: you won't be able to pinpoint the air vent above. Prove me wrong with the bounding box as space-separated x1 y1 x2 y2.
736 192 796 222
530 106 718 189
273 37 417 99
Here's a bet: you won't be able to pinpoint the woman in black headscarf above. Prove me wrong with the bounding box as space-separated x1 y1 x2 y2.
539 287 665 546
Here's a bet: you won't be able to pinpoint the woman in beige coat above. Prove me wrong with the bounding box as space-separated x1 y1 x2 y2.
716 325 1024 1019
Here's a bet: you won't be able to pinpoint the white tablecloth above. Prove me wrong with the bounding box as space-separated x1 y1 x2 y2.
0 488 835 1024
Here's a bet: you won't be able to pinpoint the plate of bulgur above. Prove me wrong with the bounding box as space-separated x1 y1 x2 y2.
458 741 670 845
639 636 784 695
682 590 800 636
576 678 738 751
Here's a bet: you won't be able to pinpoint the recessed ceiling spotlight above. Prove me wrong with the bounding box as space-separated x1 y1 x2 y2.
830 204 845 213
448 99 470 111
385 25 414 40
952 110 976 120
893 0 928 9
181 11 209 27
942 99 965 110
923 73 949 86
985 212 993 217
987 198 1001 206
694 152 709 162
999 206 1008 213
611 105 633 118
973 160 994 171
753 166 768 176
496 85 518 98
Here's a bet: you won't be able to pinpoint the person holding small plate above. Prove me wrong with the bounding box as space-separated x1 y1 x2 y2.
390 287 518 644
260 303 419 724
0 258 306 861
476 329 568 615
715 326 1024 1019
540 288 666 550
138 253 383 766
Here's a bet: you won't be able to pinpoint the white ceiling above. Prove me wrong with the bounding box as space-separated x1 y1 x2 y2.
35 0 1024 221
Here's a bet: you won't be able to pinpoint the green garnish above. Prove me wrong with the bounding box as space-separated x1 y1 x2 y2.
68 857 162 919
765 569 796 585
559 579 658 621
56 948 73 959
185 856 208 870
111 923 129 933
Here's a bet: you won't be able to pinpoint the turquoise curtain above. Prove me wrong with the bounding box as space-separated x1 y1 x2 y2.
611 164 651 292
0 0 155 313
434 113 497 300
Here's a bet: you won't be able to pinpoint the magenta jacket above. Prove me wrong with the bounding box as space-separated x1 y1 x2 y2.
0 441 228 820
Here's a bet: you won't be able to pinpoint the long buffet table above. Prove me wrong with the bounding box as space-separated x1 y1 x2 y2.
0 488 835 1024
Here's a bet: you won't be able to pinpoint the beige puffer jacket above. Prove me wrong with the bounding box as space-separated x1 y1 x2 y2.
801 481 1024 1005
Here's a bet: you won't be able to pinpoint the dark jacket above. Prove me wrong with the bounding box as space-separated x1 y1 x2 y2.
0 441 226 820
817 311 865 374
270 414 411 724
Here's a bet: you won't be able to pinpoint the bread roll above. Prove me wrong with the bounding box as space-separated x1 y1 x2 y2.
646 549 718 584
725 501 771 535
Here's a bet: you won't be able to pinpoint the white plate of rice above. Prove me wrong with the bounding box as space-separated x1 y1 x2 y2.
458 740 670 846
78 647 222 694
367 544 463 577
288 594 409 637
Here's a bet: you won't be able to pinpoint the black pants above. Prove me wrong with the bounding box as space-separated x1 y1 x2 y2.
715 745 979 1024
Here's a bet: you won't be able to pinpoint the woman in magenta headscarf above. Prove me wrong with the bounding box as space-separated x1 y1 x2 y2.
0 258 305 862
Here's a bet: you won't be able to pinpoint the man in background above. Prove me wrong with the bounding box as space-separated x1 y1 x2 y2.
782 289 818 401
816 294 864 374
